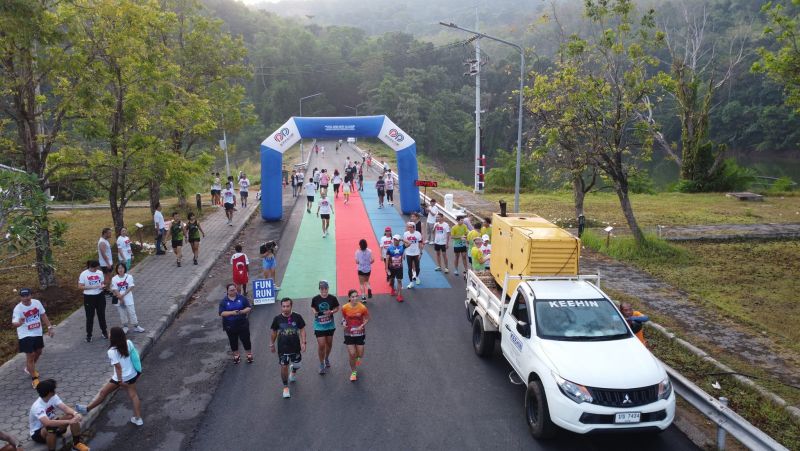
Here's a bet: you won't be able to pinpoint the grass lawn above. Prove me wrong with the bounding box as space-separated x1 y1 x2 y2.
481 191 800 228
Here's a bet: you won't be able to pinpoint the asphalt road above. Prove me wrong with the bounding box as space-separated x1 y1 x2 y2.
88 142 698 450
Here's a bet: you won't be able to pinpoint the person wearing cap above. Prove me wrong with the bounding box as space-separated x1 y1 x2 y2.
402 221 423 288
470 236 487 271
466 226 481 267
311 281 340 374
12 288 54 389
385 234 406 302
480 234 492 270
380 227 393 262
451 216 469 276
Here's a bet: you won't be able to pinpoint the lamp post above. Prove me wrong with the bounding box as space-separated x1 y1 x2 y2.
439 21 526 213
344 103 366 116
299 92 322 161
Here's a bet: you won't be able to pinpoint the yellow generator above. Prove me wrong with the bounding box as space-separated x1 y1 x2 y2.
490 213 580 293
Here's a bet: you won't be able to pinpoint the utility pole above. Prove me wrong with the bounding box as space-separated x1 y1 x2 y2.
474 7 483 194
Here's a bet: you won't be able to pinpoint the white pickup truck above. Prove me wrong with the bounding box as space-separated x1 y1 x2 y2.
465 270 675 438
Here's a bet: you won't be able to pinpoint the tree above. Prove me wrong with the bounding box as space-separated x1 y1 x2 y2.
0 171 66 286
754 1 800 112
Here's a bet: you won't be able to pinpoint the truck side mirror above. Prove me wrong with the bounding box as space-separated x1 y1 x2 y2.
516 320 531 338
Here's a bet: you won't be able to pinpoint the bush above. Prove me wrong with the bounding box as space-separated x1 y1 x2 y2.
767 176 797 194
484 148 539 193
580 230 691 266
676 158 756 193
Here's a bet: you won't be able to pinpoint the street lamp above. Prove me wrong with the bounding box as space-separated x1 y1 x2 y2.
439 21 527 213
344 103 366 116
299 92 322 161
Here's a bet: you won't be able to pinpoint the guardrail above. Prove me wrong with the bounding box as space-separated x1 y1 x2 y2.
293 139 315 172
347 142 788 450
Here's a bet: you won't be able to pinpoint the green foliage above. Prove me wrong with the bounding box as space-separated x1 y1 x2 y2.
676 158 756 193
626 167 656 194
768 175 797 193
484 149 538 193
755 1 800 112
580 230 690 267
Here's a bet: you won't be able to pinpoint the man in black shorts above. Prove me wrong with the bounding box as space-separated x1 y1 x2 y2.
385 235 406 302
270 298 307 399
29 379 88 450
12 288 54 389
311 281 339 374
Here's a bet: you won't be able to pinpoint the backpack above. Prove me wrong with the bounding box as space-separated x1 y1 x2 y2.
128 340 142 373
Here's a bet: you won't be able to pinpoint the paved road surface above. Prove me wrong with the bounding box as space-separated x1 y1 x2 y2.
89 142 697 450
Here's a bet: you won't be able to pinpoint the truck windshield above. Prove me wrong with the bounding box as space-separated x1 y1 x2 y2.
534 299 630 341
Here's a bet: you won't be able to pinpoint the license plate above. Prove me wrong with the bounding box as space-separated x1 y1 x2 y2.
614 412 641 424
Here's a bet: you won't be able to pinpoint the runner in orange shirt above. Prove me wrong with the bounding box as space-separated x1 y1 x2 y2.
341 289 370 382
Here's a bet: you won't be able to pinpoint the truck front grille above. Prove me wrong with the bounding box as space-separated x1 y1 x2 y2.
588 385 659 407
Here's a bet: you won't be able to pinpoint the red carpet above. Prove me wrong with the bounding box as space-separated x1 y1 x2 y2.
334 185 391 297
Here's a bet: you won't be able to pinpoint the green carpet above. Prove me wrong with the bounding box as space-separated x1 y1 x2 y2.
278 201 337 300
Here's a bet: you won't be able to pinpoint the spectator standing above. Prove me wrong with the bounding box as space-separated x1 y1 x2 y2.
470 236 487 271
186 212 205 265
341 289 370 382
110 263 144 334
432 213 451 273
290 170 298 197
231 244 250 296
480 234 492 270
354 239 374 301
620 302 649 346
270 298 306 398
311 281 339 374
425 199 439 244
238 173 250 207
222 183 237 226
451 216 469 276
76 327 143 426
385 169 395 205
211 173 222 207
219 284 253 364
153 202 167 255
167 211 186 267
12 288 54 389
481 217 492 239
411 212 423 234
98 228 114 293
28 379 87 451
116 227 133 271
379 227 393 264
79 260 107 342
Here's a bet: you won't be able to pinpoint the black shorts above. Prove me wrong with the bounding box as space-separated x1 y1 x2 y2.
31 426 65 443
211 189 220 196
357 270 371 277
454 246 467 254
314 329 335 338
344 335 365 346
101 266 113 274
110 372 140 385
387 267 403 280
307 195 314 202
240 191 248 198
333 184 340 192
279 352 302 366
434 244 447 252
224 202 234 211
320 184 329 190
171 240 183 249
320 214 330 220
188 237 201 243
19 336 44 354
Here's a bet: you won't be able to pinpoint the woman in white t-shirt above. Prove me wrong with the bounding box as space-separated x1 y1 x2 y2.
316 193 334 238
76 327 143 426
111 263 144 334
354 239 374 301
78 260 107 342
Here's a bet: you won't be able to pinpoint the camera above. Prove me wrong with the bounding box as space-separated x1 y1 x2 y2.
260 240 278 254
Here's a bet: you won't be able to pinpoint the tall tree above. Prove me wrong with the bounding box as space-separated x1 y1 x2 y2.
754 1 800 112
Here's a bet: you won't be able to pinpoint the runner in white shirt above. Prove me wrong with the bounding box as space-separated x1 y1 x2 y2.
432 213 451 273
154 202 167 254
12 288 54 388
316 193 334 238
79 260 107 342
222 185 236 225
116 227 134 271
304 178 316 213
211 173 222 206
29 379 87 450
403 222 424 288
111 263 144 333
425 199 439 244
379 227 393 262
238 175 250 208
385 170 395 205
480 234 492 269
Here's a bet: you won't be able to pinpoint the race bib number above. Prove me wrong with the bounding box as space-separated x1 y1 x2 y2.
318 314 332 325
27 321 41 330
391 255 402 268
349 326 364 336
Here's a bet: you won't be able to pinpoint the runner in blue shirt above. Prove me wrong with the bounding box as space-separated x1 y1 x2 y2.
310 281 340 374
385 235 406 302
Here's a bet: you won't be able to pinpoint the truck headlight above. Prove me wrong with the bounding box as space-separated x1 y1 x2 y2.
552 372 593 404
658 377 672 400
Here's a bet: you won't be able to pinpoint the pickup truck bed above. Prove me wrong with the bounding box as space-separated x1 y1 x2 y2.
465 270 506 331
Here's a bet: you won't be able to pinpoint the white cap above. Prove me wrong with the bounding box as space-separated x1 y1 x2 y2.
407 222 415 227
482 234 490 242
392 234 401 240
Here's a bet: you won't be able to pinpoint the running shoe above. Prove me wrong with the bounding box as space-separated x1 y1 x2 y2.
396 295 404 302
350 371 358 382
86 336 92 343
319 363 326 374
407 281 415 289
453 269 459 276
23 368 39 378
246 354 254 364
325 358 331 368
134 326 145 333
101 332 108 339
434 266 442 272
283 387 291 398
75 404 89 414
177 261 181 267
31 377 39 389
416 278 421 286
193 258 198 265
444 268 449 274
72 443 90 451
130 417 144 426
288 372 297 383
122 326 129 334
390 288 396 296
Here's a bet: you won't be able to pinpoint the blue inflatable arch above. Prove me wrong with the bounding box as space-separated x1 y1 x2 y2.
260 115 420 221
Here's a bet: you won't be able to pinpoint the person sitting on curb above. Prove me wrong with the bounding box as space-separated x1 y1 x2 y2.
620 302 649 346
28 379 88 451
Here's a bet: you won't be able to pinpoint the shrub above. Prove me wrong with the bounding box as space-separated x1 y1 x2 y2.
580 230 691 266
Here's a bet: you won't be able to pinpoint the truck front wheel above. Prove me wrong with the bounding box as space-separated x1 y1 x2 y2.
525 380 557 439
472 316 495 357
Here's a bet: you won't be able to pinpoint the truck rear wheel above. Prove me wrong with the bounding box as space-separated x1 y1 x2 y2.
472 316 495 357
525 380 557 439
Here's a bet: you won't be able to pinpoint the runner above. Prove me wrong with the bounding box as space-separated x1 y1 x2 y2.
186 212 205 265
375 175 386 209
354 239 374 301
28 379 88 451
218 283 253 364
385 235 406 302
79 260 107 342
304 177 316 213
316 193 333 238
270 298 307 398
379 226 393 264
320 145 325 159
466 226 481 267
480 234 492 270
357 169 364 192
470 235 487 271
451 215 469 276
110 263 144 334
211 172 222 206
238 173 250 208
403 222 423 288
342 178 351 205
222 183 237 225
385 169 395 206
432 213 451 273
310 280 339 374
313 168 321 190
341 289 370 382
167 211 186 267
260 240 279 290
332 170 342 198
230 244 250 296
11 288 54 389
366 152 372 167
319 169 330 192
115 227 133 271
75 327 143 426
98 227 114 293
425 199 439 244
154 202 167 255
